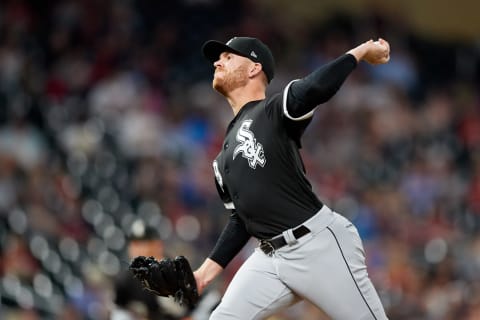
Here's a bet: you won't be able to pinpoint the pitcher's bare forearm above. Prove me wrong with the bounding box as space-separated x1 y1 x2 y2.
194 258 224 294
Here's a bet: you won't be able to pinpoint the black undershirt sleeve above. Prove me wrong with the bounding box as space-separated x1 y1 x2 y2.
208 211 251 268
287 53 357 118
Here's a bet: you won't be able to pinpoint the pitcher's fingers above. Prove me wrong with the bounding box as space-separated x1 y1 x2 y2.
379 38 390 51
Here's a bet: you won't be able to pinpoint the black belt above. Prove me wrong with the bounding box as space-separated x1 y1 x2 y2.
259 225 311 256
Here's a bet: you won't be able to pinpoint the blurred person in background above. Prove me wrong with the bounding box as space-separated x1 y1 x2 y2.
112 219 189 320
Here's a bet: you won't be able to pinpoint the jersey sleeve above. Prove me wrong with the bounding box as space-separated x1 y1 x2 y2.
264 54 356 146
208 211 251 268
284 53 357 120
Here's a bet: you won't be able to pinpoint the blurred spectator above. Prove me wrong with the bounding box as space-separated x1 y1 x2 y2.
112 219 188 320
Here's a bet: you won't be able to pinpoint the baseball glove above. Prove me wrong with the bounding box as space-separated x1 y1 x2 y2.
129 255 199 308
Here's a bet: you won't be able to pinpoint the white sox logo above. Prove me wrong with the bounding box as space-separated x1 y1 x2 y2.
233 119 266 169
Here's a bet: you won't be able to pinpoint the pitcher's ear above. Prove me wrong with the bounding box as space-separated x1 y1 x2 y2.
249 63 263 78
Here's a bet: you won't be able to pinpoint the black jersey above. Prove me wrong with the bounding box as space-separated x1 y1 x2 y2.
213 95 322 239
209 53 357 267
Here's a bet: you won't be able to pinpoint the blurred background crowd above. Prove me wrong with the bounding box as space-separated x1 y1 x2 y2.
0 0 480 319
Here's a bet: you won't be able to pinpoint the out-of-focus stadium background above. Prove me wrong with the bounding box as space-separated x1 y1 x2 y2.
0 0 479 319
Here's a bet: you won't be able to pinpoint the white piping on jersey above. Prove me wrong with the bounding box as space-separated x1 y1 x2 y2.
282 79 315 121
224 202 235 209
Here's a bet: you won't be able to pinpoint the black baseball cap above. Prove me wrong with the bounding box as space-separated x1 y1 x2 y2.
128 219 161 241
202 37 275 83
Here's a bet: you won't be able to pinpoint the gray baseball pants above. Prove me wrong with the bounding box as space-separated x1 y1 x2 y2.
210 205 388 320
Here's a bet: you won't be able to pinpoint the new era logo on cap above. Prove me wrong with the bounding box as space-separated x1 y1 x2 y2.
202 36 275 83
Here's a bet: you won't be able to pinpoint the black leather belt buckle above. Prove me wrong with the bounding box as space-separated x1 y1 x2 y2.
259 240 275 256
